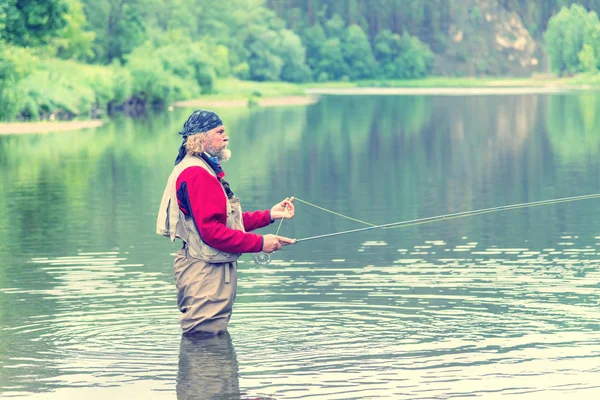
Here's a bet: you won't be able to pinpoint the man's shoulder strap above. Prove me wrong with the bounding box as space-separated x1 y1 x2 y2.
176 155 217 178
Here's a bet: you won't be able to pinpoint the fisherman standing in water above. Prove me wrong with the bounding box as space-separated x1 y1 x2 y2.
157 110 296 335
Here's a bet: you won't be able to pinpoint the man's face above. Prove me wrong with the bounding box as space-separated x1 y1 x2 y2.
205 125 231 161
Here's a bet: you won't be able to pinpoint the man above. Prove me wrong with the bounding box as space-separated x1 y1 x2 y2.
157 109 296 335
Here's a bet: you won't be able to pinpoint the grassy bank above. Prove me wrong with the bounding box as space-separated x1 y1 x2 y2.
368 75 600 88
3 74 600 135
315 75 600 89
209 75 600 100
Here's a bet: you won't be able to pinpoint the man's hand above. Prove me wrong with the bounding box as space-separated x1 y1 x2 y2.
270 196 295 220
262 234 297 253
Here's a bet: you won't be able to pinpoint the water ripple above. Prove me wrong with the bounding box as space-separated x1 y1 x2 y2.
1 240 600 398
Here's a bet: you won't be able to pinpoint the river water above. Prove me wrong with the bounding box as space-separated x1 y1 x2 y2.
1 93 600 399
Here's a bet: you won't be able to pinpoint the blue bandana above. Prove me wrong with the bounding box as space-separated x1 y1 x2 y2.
174 110 223 165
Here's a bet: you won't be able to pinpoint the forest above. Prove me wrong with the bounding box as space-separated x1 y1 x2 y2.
1 0 599 120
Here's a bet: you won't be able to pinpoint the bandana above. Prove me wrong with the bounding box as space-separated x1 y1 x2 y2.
201 152 224 178
174 110 223 165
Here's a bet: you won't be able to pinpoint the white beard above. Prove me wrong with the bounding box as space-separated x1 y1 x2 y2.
207 145 231 162
218 148 231 162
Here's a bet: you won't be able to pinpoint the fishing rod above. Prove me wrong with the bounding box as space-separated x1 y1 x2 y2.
295 192 600 242
253 192 600 265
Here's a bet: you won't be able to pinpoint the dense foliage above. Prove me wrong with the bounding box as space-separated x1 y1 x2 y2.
544 4 600 74
1 0 599 120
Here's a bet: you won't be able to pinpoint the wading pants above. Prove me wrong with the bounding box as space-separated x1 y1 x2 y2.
174 247 237 335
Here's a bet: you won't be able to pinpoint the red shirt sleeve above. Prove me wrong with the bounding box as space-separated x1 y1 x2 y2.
176 166 264 253
243 210 272 232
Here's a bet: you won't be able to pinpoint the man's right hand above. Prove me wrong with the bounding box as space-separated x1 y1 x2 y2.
262 234 297 253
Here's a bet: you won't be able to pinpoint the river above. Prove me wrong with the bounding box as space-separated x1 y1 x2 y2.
1 92 599 399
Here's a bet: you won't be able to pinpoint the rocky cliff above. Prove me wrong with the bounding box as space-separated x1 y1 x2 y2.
434 0 541 76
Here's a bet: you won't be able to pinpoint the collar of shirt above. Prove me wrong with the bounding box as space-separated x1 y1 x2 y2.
201 152 225 179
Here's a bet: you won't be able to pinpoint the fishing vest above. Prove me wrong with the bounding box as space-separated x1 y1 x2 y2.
156 155 244 263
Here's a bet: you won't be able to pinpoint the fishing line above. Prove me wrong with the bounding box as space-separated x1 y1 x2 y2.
253 201 290 265
253 192 600 265
294 197 378 227
296 192 600 242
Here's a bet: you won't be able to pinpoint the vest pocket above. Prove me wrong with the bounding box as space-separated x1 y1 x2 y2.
185 231 240 263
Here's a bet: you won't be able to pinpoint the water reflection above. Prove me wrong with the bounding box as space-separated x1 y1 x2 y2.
547 92 600 162
177 333 278 400
177 333 240 400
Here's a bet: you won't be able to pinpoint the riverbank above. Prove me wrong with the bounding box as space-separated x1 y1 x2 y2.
2 74 598 135
172 95 320 108
305 86 569 96
349 74 600 88
0 120 104 135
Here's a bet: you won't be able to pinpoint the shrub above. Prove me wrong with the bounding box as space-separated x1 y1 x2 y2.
544 5 600 75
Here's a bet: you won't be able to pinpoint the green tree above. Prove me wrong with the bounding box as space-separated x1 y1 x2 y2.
127 39 217 96
126 49 200 106
244 26 284 81
81 0 147 63
394 31 434 79
544 4 600 75
579 44 597 72
0 0 70 47
315 38 349 81
49 0 95 60
212 3 291 80
583 11 600 70
278 29 311 82
373 29 402 78
139 0 197 35
343 24 376 79
324 13 346 39
0 43 37 120
301 22 326 72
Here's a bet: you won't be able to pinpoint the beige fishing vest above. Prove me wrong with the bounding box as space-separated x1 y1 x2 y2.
156 155 244 263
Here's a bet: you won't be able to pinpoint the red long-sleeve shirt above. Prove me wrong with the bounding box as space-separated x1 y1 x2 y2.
176 166 272 253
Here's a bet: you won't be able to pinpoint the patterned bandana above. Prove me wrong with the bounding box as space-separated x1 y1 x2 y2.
174 110 223 165
201 152 224 178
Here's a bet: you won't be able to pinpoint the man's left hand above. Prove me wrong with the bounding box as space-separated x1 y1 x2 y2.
271 196 295 220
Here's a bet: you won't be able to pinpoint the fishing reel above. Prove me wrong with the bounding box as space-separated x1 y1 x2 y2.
253 252 272 265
